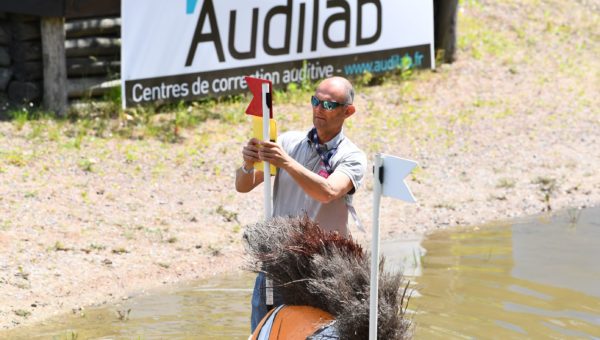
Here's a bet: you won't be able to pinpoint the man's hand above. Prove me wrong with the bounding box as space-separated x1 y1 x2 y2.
242 138 261 168
258 141 292 169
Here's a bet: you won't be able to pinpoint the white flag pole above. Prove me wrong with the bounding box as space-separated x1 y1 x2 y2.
369 153 383 340
261 83 274 306
261 83 272 219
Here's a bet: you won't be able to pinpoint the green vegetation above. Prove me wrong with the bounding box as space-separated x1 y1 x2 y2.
116 308 131 321
458 6 516 61
496 178 516 189
0 0 593 164
78 158 96 172
53 331 79 340
0 220 10 231
157 262 170 269
13 309 31 318
89 243 106 251
533 176 558 211
112 247 129 254
53 241 71 252
215 205 239 223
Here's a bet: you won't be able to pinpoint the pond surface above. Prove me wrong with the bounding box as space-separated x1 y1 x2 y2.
404 206 600 339
3 274 255 339
3 207 599 339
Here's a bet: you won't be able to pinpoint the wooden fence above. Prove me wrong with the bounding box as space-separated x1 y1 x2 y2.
0 12 120 113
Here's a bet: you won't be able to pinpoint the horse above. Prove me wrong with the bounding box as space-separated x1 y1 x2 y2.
244 216 412 339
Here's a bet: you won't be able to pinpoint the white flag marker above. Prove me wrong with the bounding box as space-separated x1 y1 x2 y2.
370 153 418 340
261 83 272 220
261 83 274 306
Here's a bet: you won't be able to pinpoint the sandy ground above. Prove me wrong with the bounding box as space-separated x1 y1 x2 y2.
0 0 598 332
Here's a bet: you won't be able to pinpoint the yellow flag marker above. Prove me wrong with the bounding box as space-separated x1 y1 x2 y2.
252 116 277 175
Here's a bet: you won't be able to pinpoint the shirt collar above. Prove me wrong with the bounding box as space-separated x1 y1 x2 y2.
307 128 345 151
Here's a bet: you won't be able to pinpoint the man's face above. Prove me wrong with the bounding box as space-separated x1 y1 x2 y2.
312 80 354 138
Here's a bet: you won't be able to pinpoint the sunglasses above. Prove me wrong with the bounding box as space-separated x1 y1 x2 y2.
311 96 347 111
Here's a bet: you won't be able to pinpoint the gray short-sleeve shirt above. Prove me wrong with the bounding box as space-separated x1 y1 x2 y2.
272 129 367 236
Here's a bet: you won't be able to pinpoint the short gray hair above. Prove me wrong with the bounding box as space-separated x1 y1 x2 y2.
345 84 355 105
332 76 354 104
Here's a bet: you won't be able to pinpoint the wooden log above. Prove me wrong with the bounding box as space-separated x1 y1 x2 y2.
12 60 43 81
67 77 120 98
0 46 10 66
0 67 12 91
65 17 121 39
11 20 40 41
64 0 120 19
0 23 10 45
8 80 41 103
10 41 42 61
65 37 120 58
0 93 9 112
67 56 120 77
9 14 39 22
41 17 68 116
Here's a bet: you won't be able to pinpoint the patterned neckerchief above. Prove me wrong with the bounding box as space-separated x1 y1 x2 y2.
308 127 344 174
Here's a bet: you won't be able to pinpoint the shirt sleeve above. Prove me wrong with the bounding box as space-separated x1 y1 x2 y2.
277 131 305 153
334 150 367 195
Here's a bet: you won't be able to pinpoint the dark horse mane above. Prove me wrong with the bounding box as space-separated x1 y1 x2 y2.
243 216 412 339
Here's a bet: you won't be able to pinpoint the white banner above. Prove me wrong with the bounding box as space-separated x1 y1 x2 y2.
121 0 434 106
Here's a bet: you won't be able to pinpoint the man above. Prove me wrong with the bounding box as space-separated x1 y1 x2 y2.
235 76 367 331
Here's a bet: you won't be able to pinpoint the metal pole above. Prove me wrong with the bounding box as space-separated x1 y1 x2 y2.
262 83 273 306
262 83 272 219
369 153 383 340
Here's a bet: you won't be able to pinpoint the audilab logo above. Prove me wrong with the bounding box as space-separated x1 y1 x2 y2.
187 0 198 14
185 0 383 66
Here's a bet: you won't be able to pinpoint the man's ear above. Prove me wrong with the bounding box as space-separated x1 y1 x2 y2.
344 104 356 118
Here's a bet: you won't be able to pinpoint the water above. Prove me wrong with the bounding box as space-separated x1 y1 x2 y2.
2 275 255 339
3 207 599 339
405 207 600 339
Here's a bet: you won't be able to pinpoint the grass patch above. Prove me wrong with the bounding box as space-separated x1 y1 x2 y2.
533 176 558 211
55 331 80 340
0 220 10 231
112 247 130 254
496 178 516 189
89 243 106 251
433 202 456 211
13 309 31 318
2 150 28 167
216 205 239 223
78 158 96 172
458 6 516 60
53 241 72 252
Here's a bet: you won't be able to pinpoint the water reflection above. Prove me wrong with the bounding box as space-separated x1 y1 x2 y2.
405 207 600 339
3 274 254 339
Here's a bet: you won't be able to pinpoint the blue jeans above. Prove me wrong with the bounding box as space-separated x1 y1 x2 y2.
250 272 283 333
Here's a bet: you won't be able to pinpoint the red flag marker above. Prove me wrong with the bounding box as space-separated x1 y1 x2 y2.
244 76 273 118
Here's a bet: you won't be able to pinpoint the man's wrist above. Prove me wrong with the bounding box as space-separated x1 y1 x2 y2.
241 162 254 174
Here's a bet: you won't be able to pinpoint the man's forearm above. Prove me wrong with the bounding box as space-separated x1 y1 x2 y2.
283 160 348 204
235 165 263 192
